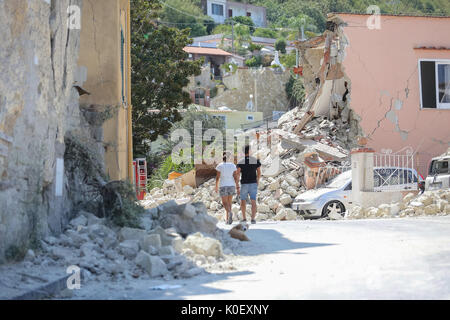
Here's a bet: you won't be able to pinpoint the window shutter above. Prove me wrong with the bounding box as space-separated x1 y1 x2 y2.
420 61 436 108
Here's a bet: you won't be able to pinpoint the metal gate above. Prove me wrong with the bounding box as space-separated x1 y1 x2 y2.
374 152 418 191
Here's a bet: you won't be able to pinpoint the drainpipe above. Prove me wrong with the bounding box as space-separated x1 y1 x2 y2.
127 1 134 183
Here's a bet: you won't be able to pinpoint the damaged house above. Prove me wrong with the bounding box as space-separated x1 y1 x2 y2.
286 13 450 177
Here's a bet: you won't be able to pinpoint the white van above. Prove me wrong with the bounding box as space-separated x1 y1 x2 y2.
425 153 450 191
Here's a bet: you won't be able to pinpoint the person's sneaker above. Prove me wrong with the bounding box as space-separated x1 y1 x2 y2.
251 219 256 224
227 215 233 225
240 219 247 223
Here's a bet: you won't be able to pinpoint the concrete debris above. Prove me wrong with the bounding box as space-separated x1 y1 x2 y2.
183 232 224 258
345 190 450 220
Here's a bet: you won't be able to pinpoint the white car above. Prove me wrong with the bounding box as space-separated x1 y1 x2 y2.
292 167 421 218
425 154 450 191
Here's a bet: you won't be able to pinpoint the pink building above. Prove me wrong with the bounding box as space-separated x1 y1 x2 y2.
338 13 450 176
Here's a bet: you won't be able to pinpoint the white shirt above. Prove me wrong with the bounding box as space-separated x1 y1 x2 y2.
216 162 237 187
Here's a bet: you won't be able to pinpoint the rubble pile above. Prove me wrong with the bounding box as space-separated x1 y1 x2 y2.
20 202 245 284
345 190 450 220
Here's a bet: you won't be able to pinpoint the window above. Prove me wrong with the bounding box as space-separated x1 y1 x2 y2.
246 12 251 17
228 9 233 18
419 60 450 109
246 115 254 121
211 3 224 16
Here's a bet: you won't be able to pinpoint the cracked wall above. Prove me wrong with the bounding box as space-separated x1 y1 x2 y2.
337 13 450 175
0 0 85 262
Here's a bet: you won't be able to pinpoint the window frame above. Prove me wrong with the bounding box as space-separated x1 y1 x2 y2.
246 115 254 121
211 3 224 16
418 58 450 110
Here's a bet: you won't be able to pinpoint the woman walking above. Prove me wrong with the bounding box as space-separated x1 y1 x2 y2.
215 152 240 224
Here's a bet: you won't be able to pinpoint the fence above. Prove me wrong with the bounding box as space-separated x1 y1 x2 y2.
373 153 418 191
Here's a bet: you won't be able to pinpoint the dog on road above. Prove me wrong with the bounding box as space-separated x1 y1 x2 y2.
229 222 250 241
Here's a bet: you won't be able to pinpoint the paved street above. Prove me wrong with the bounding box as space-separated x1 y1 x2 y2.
72 216 450 300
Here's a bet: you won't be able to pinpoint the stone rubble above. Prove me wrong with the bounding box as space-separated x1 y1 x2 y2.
345 190 450 220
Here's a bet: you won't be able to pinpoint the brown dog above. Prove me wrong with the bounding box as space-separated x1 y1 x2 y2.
228 223 250 241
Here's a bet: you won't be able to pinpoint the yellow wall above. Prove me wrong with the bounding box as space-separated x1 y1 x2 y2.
203 107 263 130
78 0 132 181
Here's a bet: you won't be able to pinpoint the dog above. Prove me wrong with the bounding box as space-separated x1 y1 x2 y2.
228 222 250 241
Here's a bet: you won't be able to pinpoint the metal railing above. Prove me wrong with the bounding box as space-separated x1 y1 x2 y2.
373 153 417 191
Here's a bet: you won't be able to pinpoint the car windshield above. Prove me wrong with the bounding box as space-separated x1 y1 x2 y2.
429 160 449 175
325 171 351 188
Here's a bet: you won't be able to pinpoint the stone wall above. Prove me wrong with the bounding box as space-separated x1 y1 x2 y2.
0 0 100 263
210 68 290 118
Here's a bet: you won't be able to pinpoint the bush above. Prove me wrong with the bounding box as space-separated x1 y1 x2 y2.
253 28 277 38
275 38 287 54
245 55 262 67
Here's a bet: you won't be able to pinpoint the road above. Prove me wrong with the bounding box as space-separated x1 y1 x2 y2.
72 216 450 300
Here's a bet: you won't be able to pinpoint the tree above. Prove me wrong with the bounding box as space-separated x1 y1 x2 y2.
275 38 287 54
288 14 317 40
226 16 256 34
253 27 278 38
159 0 213 37
131 0 203 156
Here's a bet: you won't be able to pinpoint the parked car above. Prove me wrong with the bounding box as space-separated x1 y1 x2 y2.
292 167 421 218
425 154 450 191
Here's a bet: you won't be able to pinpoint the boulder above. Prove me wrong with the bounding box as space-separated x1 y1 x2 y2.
183 185 195 195
80 211 104 226
88 224 116 241
256 213 268 221
285 174 301 187
286 186 298 198
139 234 162 252
156 203 218 237
280 194 293 205
183 203 197 219
70 215 88 228
280 180 290 190
258 204 271 213
274 208 297 221
210 201 219 211
159 245 175 256
267 199 280 211
118 240 140 260
416 194 433 206
268 180 280 191
402 193 416 204
424 204 439 215
183 232 223 258
118 227 147 242
149 226 175 246
135 251 168 277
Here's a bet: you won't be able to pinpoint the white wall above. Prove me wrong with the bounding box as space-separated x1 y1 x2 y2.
227 3 266 27
207 0 227 24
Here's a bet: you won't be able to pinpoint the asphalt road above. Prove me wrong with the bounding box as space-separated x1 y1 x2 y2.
72 216 450 300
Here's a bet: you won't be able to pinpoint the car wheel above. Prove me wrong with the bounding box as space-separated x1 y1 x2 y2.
321 200 345 218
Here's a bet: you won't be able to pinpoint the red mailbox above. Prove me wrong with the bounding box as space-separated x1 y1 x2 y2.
133 158 147 200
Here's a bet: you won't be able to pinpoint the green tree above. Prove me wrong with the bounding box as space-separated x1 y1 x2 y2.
253 27 278 38
226 16 256 34
275 38 287 54
160 0 213 37
288 14 317 40
131 0 203 156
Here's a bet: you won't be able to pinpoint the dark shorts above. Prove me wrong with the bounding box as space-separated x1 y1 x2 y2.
219 186 235 197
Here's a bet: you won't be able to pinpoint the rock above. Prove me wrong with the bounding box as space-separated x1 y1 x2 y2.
280 194 293 205
88 224 115 240
65 230 88 248
183 185 195 195
183 203 197 219
328 211 343 220
232 204 240 214
286 186 298 198
258 203 271 213
268 180 280 191
267 199 280 211
194 255 207 266
24 249 35 262
424 204 439 215
139 234 162 253
377 204 391 217
183 232 223 258
172 236 184 253
182 267 203 278
444 204 450 214
417 194 433 206
149 226 175 246
280 180 290 190
285 174 301 187
402 193 416 204
135 251 169 277
400 208 415 217
210 201 219 211
80 211 104 226
118 227 147 242
256 213 268 221
44 236 58 245
70 215 88 228
159 245 175 256
118 240 140 260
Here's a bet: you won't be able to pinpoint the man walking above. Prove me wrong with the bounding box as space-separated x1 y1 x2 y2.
236 145 261 224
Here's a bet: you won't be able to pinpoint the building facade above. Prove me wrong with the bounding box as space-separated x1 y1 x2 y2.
78 0 133 181
337 14 450 175
203 0 267 27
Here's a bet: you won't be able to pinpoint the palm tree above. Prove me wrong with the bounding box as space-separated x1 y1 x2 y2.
288 14 317 41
